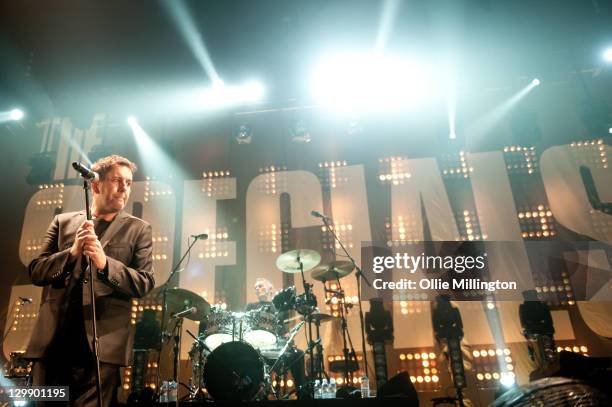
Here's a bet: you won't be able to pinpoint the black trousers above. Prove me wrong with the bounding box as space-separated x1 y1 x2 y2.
31 358 120 406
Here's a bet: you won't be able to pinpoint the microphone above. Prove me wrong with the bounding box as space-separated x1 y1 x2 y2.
19 296 32 304
311 210 330 220
172 307 197 319
72 162 99 181
191 233 208 240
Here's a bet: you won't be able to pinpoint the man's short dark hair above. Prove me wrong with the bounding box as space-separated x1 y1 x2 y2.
91 155 137 180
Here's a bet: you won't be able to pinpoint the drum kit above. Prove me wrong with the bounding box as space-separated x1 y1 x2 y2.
147 248 364 402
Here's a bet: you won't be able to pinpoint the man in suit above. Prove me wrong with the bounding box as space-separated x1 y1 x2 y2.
25 155 154 406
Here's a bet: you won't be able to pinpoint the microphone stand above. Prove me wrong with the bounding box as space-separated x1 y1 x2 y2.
79 177 103 407
157 235 205 407
318 215 371 380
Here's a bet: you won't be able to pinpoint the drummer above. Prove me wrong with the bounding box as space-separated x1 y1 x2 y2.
246 278 306 396
247 278 276 311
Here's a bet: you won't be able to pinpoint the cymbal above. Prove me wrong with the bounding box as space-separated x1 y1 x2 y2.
310 312 334 323
146 286 211 321
276 249 321 273
311 261 355 281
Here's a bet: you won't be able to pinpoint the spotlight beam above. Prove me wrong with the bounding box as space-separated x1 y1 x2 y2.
375 0 401 53
161 0 221 85
127 117 186 181
447 76 457 140
466 80 540 143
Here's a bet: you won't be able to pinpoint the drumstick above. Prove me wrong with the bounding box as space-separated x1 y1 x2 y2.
283 315 303 324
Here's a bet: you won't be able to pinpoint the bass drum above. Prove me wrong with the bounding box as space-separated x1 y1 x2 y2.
203 341 266 401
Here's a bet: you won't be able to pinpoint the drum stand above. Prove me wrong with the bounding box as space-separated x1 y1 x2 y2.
328 275 357 386
157 236 202 405
294 254 320 392
313 318 327 380
185 330 209 401
318 214 371 382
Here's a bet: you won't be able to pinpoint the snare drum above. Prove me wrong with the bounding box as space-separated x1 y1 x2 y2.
244 308 277 349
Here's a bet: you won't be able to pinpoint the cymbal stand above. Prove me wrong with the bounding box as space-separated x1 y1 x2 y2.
331 275 354 386
296 254 317 383
319 215 371 379
313 316 328 381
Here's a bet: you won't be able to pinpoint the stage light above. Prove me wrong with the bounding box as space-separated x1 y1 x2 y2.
531 79 540 87
243 81 264 101
200 81 265 108
290 119 311 143
608 127 612 134
235 124 253 144
500 372 516 388
311 53 433 112
127 116 138 126
604 48 612 62
10 108 24 120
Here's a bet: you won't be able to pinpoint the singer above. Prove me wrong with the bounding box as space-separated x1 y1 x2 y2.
25 154 155 406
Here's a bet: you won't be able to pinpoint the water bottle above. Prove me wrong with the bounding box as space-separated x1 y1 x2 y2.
321 379 329 399
360 375 370 398
314 379 322 399
329 378 337 399
168 380 178 402
159 380 169 403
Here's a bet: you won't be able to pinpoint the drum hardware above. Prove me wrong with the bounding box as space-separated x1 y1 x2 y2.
295 292 318 316
275 249 321 274
147 286 211 322
329 358 360 373
311 260 355 281
320 272 356 385
275 249 322 394
272 285 296 312
313 212 372 388
200 307 237 351
244 308 278 349
203 341 267 401
267 321 305 375
184 329 209 401
148 233 210 404
266 321 306 399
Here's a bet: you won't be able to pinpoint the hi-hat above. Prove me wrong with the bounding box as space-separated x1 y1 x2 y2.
146 286 211 321
276 249 321 273
311 261 355 281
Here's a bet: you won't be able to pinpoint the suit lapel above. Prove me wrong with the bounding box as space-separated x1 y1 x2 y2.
99 210 129 248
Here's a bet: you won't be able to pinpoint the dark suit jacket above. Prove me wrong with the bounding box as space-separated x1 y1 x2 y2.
25 210 155 366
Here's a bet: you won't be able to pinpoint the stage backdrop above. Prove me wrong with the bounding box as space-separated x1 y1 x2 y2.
1 79 611 401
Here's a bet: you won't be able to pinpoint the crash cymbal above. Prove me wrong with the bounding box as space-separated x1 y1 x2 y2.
146 286 211 321
310 312 334 323
276 249 321 273
311 261 355 281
